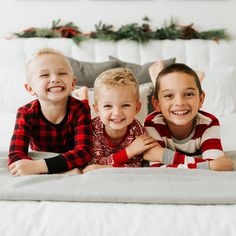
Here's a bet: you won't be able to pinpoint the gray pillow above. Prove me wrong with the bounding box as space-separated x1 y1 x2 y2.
108 56 176 84
108 56 176 114
68 57 119 88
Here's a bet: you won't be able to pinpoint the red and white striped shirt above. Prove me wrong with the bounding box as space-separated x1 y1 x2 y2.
144 110 224 169
90 117 145 167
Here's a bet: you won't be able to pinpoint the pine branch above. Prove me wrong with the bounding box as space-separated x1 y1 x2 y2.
12 18 231 43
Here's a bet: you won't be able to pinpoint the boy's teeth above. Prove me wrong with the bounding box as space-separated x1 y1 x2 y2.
112 119 123 122
48 87 63 92
172 110 188 115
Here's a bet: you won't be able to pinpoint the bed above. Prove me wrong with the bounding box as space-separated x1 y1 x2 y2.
0 38 236 236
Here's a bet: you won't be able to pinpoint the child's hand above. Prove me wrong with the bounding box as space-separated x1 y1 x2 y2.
83 164 112 173
126 134 158 159
61 168 82 175
149 60 164 86
209 155 234 171
73 86 89 100
8 159 48 176
143 145 164 162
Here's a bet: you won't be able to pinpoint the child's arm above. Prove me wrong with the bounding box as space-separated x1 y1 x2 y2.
8 108 49 175
142 132 225 170
43 102 92 173
89 134 157 168
144 150 233 171
88 119 157 169
9 102 92 175
8 108 33 164
144 114 233 170
9 159 83 176
143 145 165 163
8 159 48 176
125 134 158 160
208 155 233 171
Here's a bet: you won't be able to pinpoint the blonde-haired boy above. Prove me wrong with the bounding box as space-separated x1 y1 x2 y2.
8 48 92 175
83 68 157 173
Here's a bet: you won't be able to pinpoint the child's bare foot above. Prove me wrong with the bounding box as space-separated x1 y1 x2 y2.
73 86 89 100
149 60 164 86
196 70 205 82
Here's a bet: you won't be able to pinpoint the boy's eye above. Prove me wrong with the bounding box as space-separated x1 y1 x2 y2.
59 72 68 76
185 92 195 97
103 105 112 108
163 94 173 99
122 104 131 107
40 74 49 78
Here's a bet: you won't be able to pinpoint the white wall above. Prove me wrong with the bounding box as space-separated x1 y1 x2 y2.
0 0 235 39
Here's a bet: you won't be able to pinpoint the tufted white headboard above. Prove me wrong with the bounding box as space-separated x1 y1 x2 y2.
1 38 236 67
0 38 236 119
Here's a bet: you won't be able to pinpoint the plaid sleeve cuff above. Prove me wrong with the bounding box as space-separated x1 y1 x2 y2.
44 155 68 174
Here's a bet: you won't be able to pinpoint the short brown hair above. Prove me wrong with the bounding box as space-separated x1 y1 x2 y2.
154 63 203 100
26 48 73 81
94 67 140 103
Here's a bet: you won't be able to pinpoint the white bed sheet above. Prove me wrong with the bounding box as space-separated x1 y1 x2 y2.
1 201 236 236
1 111 236 236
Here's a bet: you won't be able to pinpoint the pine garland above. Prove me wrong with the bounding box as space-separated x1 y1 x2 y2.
12 17 231 44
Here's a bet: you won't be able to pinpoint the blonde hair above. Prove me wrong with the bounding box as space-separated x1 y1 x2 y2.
94 67 140 103
26 48 74 81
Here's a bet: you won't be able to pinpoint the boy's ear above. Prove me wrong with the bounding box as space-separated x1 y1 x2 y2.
136 101 141 114
199 91 205 109
24 83 36 96
152 95 161 112
72 77 76 87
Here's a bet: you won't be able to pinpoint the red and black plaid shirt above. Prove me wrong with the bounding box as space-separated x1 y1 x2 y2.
8 96 92 174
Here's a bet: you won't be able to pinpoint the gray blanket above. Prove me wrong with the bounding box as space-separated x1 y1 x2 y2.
1 151 236 204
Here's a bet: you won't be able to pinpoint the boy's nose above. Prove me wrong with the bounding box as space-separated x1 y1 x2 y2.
113 107 122 115
50 76 60 83
174 95 185 106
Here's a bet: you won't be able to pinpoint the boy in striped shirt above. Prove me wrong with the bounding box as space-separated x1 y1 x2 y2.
144 62 233 170
8 48 92 176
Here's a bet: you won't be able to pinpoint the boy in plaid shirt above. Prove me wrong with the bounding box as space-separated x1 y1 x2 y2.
8 48 92 176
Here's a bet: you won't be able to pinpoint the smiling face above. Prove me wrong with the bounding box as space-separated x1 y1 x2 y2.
94 85 141 138
153 71 205 137
25 53 75 104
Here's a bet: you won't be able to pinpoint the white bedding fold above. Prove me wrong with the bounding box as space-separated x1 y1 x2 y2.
1 151 236 204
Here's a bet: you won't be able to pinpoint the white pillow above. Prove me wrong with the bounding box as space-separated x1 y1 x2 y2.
201 68 236 118
72 82 153 124
0 63 32 114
